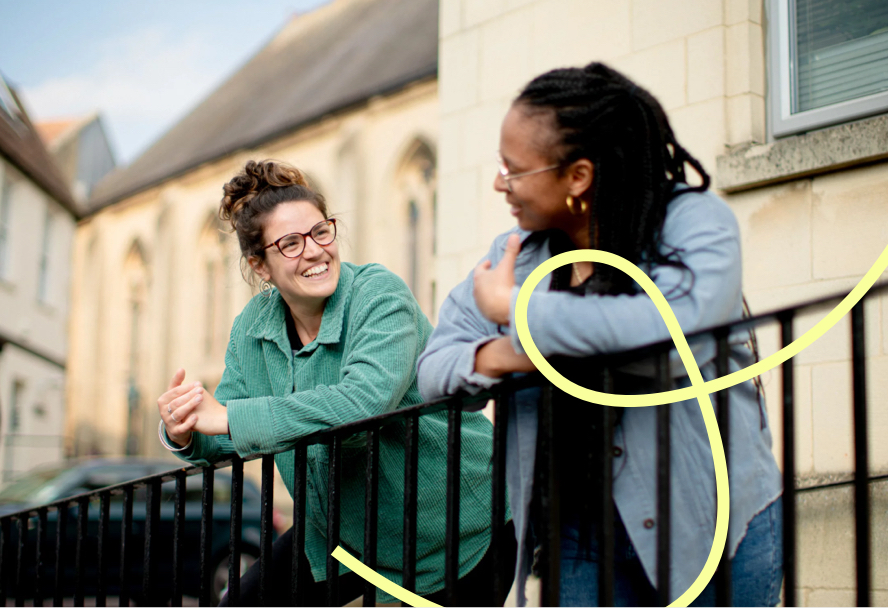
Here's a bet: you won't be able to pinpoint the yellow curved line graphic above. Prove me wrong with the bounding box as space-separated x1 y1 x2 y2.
515 249 727 607
334 244 888 606
331 546 442 607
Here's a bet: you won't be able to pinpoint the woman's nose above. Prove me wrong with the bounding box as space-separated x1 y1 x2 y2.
493 170 511 193
302 236 324 259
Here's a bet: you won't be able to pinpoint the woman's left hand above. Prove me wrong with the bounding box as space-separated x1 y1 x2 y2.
190 389 230 436
473 233 521 326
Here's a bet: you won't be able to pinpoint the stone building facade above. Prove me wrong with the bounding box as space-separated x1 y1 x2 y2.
0 73 78 481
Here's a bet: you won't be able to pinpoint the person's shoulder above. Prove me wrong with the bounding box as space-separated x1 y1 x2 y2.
488 225 534 260
348 262 413 300
666 186 739 235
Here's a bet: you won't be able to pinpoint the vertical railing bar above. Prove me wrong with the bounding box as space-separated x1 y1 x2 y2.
35 509 47 608
96 493 109 607
0 517 9 607
74 496 89 606
119 486 133 608
228 456 245 606
326 437 343 607
851 302 871 607
715 331 733 606
53 504 68 607
537 385 560 607
656 351 671 606
292 444 308 607
142 479 160 606
599 368 615 607
491 395 508 605
780 312 797 608
15 513 27 607
199 467 215 606
363 429 380 607
171 471 186 607
402 414 419 600
444 402 463 606
258 455 274 606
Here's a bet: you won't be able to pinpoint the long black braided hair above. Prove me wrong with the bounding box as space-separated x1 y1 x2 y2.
516 62 710 296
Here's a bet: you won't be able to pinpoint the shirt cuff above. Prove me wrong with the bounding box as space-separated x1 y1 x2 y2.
226 396 277 457
460 335 504 393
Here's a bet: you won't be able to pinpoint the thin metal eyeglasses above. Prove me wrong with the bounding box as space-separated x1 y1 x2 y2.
496 151 560 193
262 218 337 258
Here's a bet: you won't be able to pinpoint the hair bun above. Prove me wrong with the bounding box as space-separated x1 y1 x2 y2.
220 159 310 229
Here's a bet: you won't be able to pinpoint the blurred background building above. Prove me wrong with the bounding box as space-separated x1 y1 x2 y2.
0 72 78 481
10 0 884 603
65 0 438 462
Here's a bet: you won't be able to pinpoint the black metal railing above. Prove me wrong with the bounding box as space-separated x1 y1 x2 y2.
0 282 884 606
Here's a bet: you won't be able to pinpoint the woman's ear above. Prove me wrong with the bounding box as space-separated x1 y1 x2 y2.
248 256 272 283
567 159 594 197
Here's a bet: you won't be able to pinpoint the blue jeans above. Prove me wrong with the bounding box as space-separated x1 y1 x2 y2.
559 497 783 607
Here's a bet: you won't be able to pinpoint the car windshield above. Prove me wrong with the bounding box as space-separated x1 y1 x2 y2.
0 466 67 504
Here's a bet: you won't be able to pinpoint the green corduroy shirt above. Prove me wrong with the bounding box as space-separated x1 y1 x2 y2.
175 262 499 601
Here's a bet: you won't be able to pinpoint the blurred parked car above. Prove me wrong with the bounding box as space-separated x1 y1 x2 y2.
0 457 276 604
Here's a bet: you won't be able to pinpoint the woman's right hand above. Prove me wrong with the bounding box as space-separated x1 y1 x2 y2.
157 368 202 447
474 337 537 378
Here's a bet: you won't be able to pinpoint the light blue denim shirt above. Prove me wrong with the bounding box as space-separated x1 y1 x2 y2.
417 188 782 605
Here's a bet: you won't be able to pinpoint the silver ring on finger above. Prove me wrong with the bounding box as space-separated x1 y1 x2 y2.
171 411 178 423
167 405 172 414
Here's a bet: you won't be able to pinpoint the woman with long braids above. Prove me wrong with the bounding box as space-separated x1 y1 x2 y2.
418 63 783 606
156 160 515 606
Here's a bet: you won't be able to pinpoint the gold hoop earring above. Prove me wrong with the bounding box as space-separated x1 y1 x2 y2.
566 195 588 215
260 280 273 297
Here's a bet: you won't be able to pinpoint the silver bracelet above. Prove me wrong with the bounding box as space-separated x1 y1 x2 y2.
158 419 193 452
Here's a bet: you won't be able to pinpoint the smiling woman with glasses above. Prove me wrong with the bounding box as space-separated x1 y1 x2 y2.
153 159 515 606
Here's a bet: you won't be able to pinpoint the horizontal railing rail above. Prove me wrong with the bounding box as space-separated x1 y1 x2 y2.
0 280 884 606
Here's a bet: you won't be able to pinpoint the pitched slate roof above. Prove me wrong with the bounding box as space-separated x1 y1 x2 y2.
0 82 79 218
89 0 438 211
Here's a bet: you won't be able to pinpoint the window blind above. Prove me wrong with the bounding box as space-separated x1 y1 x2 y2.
795 0 888 113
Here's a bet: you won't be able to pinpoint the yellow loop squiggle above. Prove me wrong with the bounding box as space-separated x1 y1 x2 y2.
334 243 888 606
514 249 727 606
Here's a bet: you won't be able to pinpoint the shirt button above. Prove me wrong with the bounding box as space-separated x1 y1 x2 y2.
613 447 623 457
643 518 655 529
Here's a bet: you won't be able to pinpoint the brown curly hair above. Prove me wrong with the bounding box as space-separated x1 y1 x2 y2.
220 159 329 285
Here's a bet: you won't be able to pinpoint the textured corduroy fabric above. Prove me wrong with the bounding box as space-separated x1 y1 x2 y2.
174 262 499 602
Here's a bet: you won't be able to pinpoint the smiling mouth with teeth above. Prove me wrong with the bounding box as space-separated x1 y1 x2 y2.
302 263 329 278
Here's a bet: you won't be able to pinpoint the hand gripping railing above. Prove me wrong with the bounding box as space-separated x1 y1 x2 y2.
0 282 883 606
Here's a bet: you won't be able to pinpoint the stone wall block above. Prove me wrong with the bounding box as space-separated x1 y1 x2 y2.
631 0 722 51
463 0 508 28
726 22 764 97
668 97 726 176
440 31 480 114
812 165 888 280
725 92 766 147
729 179 812 293
440 0 462 38
687 27 725 104
479 8 535 102
531 0 632 72
611 39 687 111
437 167 480 256
811 361 853 473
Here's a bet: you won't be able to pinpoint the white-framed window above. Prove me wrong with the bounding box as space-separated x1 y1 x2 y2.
0 171 12 280
768 0 888 137
37 208 53 303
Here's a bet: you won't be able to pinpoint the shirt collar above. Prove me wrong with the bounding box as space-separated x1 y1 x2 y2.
246 262 354 351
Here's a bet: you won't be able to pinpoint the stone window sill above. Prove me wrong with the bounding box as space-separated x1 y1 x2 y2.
715 114 888 193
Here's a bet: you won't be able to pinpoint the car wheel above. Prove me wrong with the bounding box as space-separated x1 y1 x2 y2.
212 550 258 605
